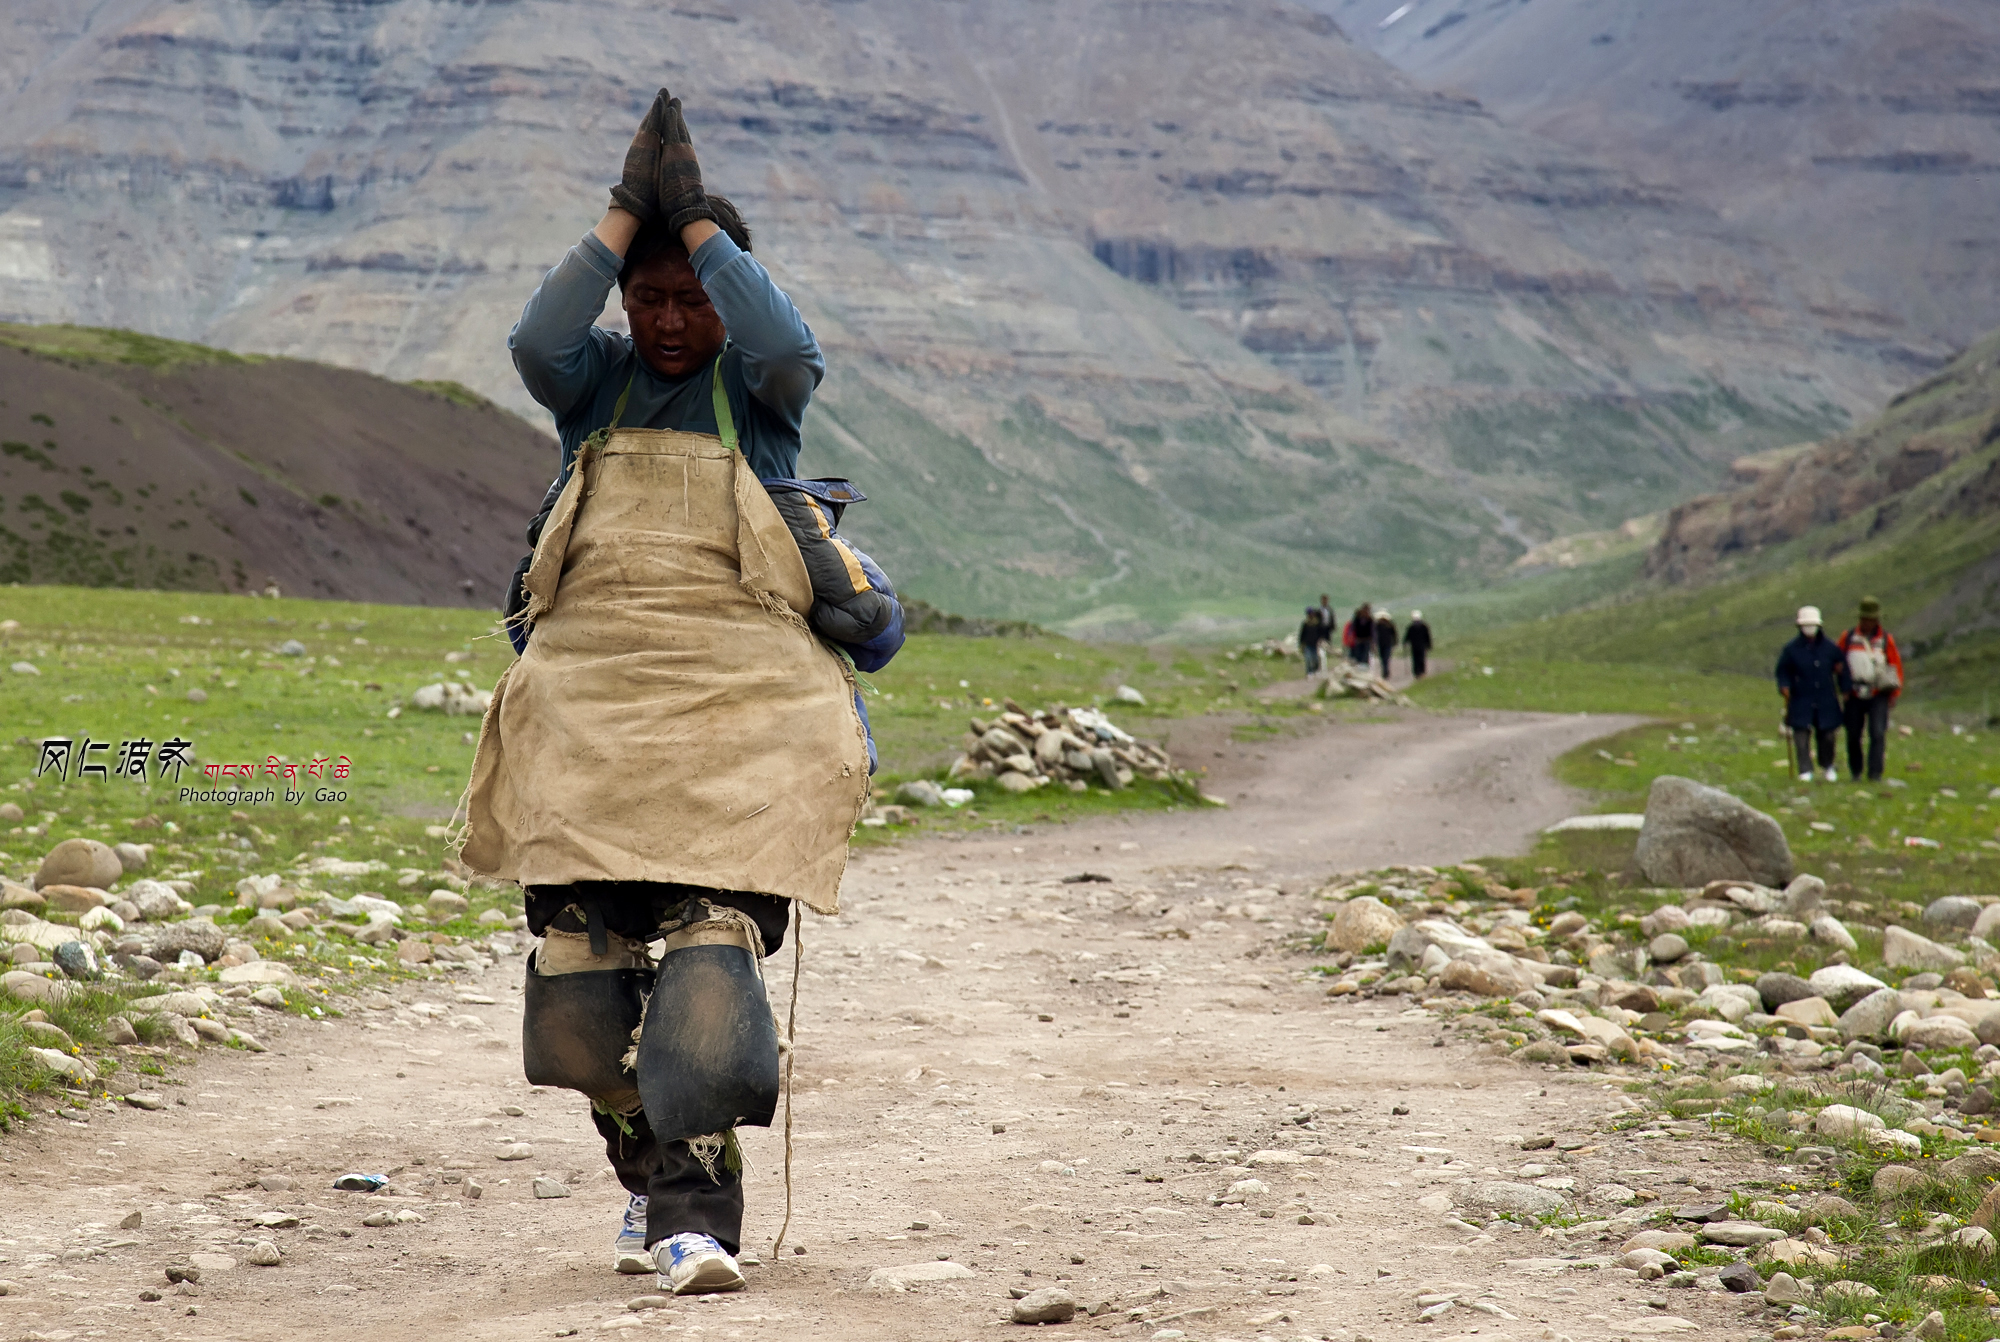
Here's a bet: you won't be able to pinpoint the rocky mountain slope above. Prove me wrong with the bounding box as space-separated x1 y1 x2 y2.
0 0 1930 630
1330 0 2000 353
1648 327 2000 591
0 325 554 603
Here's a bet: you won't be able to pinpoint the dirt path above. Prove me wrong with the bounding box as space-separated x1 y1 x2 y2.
0 708 1788 1342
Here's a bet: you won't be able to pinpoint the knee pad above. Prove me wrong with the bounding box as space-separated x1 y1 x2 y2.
521 928 651 1112
636 899 781 1145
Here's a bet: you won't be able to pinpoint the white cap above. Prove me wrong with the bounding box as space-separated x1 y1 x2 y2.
1376 610 1392 620
1409 609 1422 620
1796 605 1822 626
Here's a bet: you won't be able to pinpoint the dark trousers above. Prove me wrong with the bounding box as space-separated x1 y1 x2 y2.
1410 649 1427 678
1302 643 1322 675
1793 726 1836 775
1845 694 1890 780
1377 645 1393 678
526 882 791 1255
1348 642 1368 665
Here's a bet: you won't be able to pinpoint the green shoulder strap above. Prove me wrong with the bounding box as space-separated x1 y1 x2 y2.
609 367 636 431
710 352 737 454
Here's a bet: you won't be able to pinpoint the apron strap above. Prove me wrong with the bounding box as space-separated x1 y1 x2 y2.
710 353 737 454
608 367 636 431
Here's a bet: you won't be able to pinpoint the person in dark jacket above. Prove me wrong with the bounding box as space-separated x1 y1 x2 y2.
1373 608 1398 680
1775 604 1850 782
1837 595 1903 781
1403 610 1433 679
1344 603 1372 665
1298 607 1326 676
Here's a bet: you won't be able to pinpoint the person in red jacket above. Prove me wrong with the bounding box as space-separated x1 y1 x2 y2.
1836 595 1903 781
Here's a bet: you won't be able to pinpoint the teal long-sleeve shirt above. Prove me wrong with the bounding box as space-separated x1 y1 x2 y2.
507 230 824 485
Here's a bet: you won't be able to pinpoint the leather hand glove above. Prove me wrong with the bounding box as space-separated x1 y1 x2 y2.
609 89 672 221
654 94 717 234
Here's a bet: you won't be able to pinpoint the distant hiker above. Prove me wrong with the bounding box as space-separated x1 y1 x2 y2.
1776 604 1850 783
1318 593 1336 640
1345 602 1373 665
1837 595 1903 781
1404 609 1433 679
465 88 903 1300
1373 608 1398 679
1299 607 1326 676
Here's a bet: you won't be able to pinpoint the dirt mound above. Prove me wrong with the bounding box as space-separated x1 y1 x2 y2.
0 325 554 605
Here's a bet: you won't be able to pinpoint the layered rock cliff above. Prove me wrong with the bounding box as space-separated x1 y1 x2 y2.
0 0 1930 627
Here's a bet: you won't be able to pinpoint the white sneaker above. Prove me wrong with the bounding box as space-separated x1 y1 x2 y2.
1798 771 1814 782
658 1232 745 1295
1824 768 1839 782
614 1195 651 1274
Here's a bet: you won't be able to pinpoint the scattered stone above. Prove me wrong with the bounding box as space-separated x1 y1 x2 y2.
125 1091 167 1111
532 1177 570 1199
1639 905 1691 938
187 1252 237 1274
1715 1262 1761 1292
189 1017 230 1042
1646 933 1689 963
397 940 434 965
1801 1194 1861 1220
20 1019 74 1050
1512 1040 1571 1064
1952 1225 1997 1255
1633 775 1793 888
34 838 124 891
1761 1271 1804 1305
220 961 298 986
896 779 945 808
1774 996 1837 1029
1817 1104 1887 1140
1624 1230 1696 1254
1011 1286 1078 1324
1459 1182 1566 1219
120 1210 143 1230
1910 1310 1947 1341
0 881 43 912
1811 964 1889 1009
40 885 106 916
260 1175 294 1192
228 1029 268 1052
866 1260 977 1292
53 940 101 980
149 919 227 964
1701 1221 1786 1247
1438 959 1518 997
1755 972 1817 1013
496 1144 533 1161
1 971 71 1005
1838 987 1905 1040
1328 896 1405 954
1924 896 1983 930
163 1264 200 1285
360 1210 396 1227
426 890 470 921
1619 1247 1676 1271
1883 925 1967 972
627 1294 673 1311
1810 914 1858 951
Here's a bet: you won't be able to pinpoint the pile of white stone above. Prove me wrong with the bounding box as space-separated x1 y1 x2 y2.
947 705 1178 794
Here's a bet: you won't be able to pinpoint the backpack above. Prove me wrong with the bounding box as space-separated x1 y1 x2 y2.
1843 631 1899 692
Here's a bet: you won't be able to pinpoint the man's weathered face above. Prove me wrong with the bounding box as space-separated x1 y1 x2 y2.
1859 616 1881 635
623 248 726 381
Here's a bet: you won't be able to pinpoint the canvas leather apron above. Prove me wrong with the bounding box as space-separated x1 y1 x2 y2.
458 362 868 913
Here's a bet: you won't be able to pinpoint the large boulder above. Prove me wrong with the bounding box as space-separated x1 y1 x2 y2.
1756 972 1817 1013
34 838 124 891
1883 926 1967 973
1634 777 1792 889
1328 896 1405 953
1898 1015 1980 1051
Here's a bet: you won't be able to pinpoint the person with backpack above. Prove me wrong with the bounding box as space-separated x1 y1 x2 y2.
1837 595 1903 781
1344 603 1372 665
1775 604 1850 782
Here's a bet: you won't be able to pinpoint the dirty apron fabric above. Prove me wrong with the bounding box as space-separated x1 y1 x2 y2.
459 385 868 913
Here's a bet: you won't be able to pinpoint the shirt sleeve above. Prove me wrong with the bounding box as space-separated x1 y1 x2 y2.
508 233 625 422
690 232 825 428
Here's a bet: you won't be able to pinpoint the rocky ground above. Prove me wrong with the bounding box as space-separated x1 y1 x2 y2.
0 707 1983 1342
